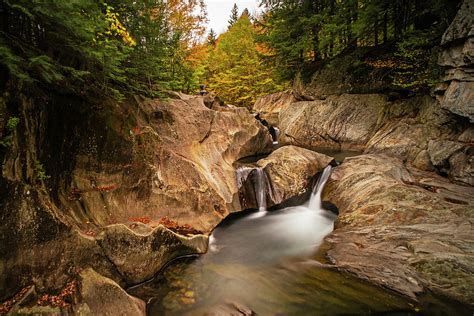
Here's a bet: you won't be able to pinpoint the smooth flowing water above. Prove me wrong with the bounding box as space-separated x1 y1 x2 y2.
128 168 417 315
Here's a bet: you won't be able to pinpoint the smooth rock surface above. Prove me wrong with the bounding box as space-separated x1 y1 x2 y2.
324 154 474 306
253 91 296 126
0 93 272 300
97 224 208 284
279 94 388 150
256 146 334 205
74 268 146 316
61 94 273 233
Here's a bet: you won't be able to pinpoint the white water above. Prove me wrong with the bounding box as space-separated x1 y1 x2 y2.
255 168 267 212
273 127 280 145
139 164 339 315
308 165 332 210
237 164 333 221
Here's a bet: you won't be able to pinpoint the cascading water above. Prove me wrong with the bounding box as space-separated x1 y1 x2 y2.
308 165 332 210
236 165 269 214
254 168 267 212
273 127 280 145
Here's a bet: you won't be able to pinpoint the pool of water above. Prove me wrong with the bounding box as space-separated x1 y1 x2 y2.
128 206 416 315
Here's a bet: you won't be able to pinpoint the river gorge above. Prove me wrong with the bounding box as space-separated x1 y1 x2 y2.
0 2 473 315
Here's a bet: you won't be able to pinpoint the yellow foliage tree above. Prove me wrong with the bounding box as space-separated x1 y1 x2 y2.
206 14 284 108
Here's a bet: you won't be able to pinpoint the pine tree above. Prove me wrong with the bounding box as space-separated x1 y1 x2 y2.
228 4 239 29
207 29 217 46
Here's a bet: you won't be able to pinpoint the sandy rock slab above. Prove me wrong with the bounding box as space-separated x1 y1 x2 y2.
323 154 474 307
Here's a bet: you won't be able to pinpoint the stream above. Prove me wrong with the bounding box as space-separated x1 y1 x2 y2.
128 150 418 315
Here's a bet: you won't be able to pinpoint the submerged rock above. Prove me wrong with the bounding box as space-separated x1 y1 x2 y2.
324 154 474 306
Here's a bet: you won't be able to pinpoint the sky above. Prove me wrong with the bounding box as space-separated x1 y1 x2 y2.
204 0 260 35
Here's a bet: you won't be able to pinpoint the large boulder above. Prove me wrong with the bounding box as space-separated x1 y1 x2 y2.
97 224 207 284
279 94 389 151
275 89 472 185
324 154 474 306
257 146 334 205
73 268 146 315
365 96 473 185
437 0 474 122
58 94 273 233
253 91 297 126
237 145 333 209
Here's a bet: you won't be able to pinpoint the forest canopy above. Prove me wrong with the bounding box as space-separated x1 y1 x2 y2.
0 0 462 104
0 0 207 99
257 0 460 90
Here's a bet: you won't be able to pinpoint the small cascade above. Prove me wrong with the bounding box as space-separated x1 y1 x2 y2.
236 166 255 188
308 165 332 210
236 166 269 214
254 168 267 212
272 127 280 145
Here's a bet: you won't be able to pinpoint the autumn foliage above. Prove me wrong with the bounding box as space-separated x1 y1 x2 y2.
159 216 202 236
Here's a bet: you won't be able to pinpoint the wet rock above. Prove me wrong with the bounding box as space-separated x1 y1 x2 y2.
324 154 474 306
0 93 272 301
73 268 146 316
97 224 208 284
253 90 296 126
236 146 333 210
256 146 334 206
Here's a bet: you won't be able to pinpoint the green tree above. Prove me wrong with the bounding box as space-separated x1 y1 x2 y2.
0 0 209 98
228 3 239 29
207 29 217 46
207 14 284 107
258 0 460 87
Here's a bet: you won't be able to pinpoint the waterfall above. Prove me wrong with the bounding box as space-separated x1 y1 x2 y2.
273 127 280 145
254 168 267 212
308 165 332 210
236 166 254 188
236 166 268 213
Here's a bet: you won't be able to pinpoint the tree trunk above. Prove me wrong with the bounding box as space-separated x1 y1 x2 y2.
383 11 388 43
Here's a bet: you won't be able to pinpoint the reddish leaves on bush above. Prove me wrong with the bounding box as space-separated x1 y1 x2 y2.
96 184 118 192
159 216 202 236
37 280 77 309
0 286 32 315
131 127 142 135
128 216 151 224
84 230 96 237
